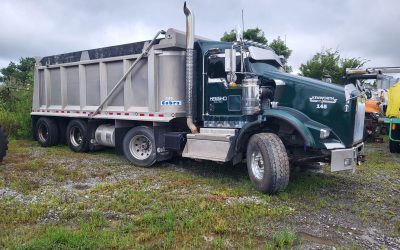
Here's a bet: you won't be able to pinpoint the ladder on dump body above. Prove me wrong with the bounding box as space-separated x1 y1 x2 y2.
90 30 166 117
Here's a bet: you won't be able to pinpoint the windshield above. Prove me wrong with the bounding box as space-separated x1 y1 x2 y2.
249 61 281 75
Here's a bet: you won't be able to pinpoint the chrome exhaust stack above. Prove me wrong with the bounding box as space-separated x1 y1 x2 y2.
184 2 198 134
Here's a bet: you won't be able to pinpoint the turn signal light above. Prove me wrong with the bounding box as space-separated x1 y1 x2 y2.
320 129 330 139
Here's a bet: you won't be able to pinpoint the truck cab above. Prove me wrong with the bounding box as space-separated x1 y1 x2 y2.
183 39 365 160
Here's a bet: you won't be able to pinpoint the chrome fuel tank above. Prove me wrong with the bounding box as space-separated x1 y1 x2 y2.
241 78 260 115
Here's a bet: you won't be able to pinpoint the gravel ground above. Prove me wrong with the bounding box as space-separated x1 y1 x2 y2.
0 140 399 249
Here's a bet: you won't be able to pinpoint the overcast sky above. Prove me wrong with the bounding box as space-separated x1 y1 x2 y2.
1 0 399 73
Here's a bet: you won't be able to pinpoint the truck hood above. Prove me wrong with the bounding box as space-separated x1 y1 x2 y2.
251 63 363 148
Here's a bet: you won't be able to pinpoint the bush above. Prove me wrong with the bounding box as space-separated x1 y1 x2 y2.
0 57 34 139
0 89 32 138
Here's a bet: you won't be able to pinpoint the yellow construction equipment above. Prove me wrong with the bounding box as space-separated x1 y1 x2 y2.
386 81 400 118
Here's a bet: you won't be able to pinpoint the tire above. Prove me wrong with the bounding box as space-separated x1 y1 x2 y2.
389 127 400 153
0 126 8 161
389 141 400 153
246 133 290 194
123 126 157 167
66 119 90 152
36 117 59 147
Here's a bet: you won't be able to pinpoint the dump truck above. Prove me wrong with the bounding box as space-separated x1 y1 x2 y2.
31 2 365 194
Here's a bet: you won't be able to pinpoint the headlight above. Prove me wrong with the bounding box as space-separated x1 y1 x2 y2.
320 129 330 139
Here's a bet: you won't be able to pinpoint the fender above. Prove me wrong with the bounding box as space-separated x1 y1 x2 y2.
261 107 318 147
235 107 332 154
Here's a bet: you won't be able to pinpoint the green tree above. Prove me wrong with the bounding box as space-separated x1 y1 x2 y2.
269 36 292 72
221 28 293 72
0 57 35 88
269 36 292 61
0 57 35 138
221 27 268 45
299 49 366 84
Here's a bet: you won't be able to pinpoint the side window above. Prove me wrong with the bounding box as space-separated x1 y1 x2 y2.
208 55 226 82
208 54 242 84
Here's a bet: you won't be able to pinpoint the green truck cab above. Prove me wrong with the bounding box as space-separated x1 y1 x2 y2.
182 36 365 193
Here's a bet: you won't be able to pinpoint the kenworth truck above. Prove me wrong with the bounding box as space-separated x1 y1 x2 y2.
31 3 365 193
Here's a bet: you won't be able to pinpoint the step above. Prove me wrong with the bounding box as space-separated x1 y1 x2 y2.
182 128 237 162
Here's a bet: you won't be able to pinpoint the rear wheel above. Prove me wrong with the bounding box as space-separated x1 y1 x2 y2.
0 126 8 161
36 117 59 147
246 133 290 194
66 119 90 152
123 126 157 167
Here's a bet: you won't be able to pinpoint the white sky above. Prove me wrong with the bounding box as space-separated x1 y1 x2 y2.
0 0 399 72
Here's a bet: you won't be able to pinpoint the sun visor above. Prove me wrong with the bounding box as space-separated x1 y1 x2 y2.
248 46 283 67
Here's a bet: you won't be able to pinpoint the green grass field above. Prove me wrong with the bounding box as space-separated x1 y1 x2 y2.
0 140 399 249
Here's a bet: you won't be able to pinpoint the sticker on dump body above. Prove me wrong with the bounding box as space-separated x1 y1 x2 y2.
160 100 182 105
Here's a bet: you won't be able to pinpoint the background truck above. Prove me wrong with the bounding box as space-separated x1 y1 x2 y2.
31 2 365 194
379 81 400 153
345 67 400 147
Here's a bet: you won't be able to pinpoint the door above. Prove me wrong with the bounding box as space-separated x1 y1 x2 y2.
205 53 242 116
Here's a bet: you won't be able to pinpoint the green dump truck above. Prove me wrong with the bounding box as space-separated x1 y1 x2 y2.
31 2 365 193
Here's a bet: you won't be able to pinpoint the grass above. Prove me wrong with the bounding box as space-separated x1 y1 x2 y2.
0 139 399 249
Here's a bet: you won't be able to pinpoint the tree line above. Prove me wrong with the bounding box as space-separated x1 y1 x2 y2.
220 27 366 83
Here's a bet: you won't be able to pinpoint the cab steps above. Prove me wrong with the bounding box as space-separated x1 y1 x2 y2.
182 128 237 162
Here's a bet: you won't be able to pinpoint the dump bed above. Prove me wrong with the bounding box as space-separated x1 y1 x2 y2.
31 29 190 122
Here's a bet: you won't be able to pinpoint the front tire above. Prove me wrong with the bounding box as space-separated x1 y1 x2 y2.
123 126 157 167
66 119 90 152
36 117 59 147
246 133 290 194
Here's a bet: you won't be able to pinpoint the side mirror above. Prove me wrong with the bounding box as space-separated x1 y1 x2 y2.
225 49 236 73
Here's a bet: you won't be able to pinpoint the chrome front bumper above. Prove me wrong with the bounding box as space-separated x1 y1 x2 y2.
330 142 364 172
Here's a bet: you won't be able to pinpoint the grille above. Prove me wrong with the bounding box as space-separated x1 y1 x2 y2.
353 97 365 143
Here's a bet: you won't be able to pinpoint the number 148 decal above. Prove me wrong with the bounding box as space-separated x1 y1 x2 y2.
316 104 328 109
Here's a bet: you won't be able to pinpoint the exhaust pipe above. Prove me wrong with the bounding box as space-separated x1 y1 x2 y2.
184 2 198 134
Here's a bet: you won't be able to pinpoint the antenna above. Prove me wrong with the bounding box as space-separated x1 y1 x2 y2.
241 9 245 37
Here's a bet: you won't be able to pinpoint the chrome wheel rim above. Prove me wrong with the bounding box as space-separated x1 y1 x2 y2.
70 126 83 147
129 135 152 160
38 124 48 142
250 149 264 180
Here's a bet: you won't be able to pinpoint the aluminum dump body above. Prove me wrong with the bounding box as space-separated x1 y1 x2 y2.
31 29 190 122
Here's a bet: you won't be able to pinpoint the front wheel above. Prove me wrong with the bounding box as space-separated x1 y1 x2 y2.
123 126 157 167
246 133 290 194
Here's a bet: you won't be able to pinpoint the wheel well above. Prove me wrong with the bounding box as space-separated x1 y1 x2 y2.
265 117 306 147
234 118 307 164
